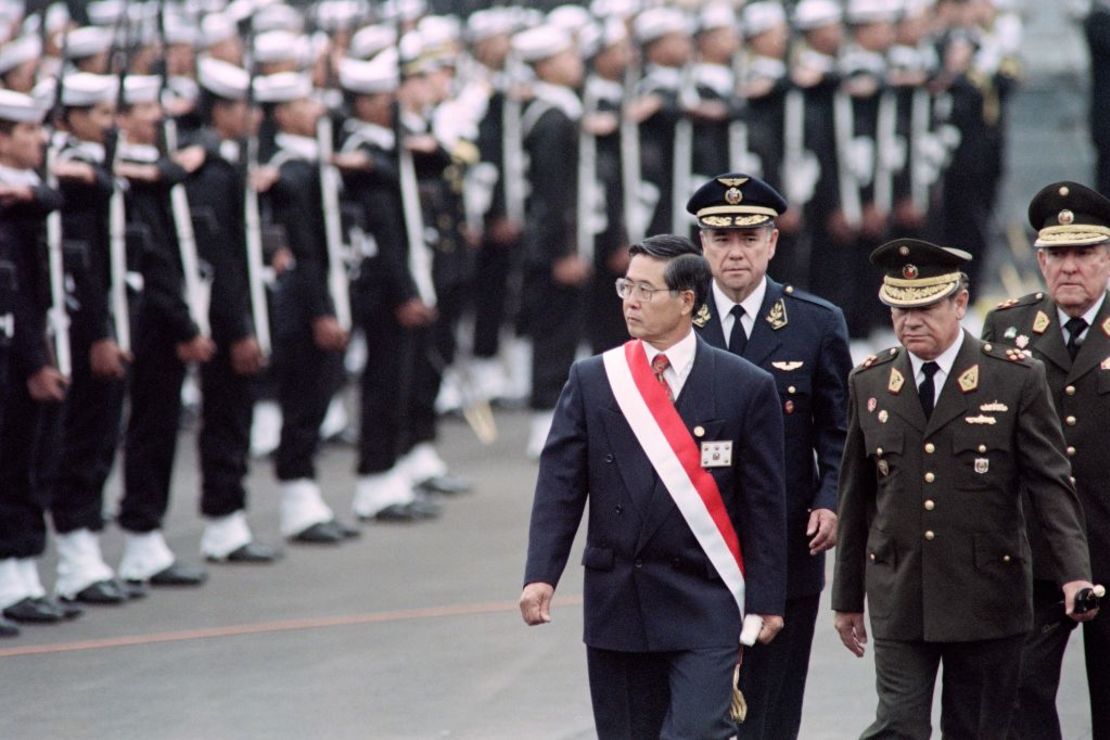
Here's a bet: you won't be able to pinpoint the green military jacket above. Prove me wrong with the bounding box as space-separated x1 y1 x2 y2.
983 290 1110 585
832 331 1090 642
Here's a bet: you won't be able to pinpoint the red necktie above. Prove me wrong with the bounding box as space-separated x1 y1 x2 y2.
652 353 674 403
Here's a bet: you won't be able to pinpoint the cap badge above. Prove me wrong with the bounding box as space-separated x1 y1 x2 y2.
725 187 743 205
958 365 979 393
888 367 905 394
1033 311 1051 334
1058 209 1075 225
902 264 919 280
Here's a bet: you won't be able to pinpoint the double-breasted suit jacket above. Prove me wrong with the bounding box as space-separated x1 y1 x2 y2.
524 336 788 652
983 291 1110 587
832 332 1091 642
695 279 852 599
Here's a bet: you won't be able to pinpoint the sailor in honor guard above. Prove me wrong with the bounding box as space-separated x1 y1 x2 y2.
982 181 1110 739
520 234 788 739
687 172 853 739
833 238 1097 738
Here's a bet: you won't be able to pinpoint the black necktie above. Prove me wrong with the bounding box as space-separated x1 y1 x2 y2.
1065 317 1088 361
729 305 747 355
919 361 940 420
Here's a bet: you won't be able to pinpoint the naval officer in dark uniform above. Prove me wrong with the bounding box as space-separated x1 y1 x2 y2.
687 173 852 739
983 181 1110 740
833 238 1097 739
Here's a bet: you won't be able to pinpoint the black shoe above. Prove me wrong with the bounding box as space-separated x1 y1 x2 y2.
0 617 18 638
139 562 207 587
118 579 147 599
416 474 472 496
408 496 443 519
211 542 282 563
3 597 63 624
332 519 361 539
289 521 343 544
371 503 422 522
41 597 82 620
64 579 127 605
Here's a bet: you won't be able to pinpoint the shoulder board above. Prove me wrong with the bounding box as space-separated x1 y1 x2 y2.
980 340 1035 367
992 292 1045 312
855 346 900 372
781 285 838 312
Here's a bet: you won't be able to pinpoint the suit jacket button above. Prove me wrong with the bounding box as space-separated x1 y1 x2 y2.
925 442 935 454
1065 385 1076 396
869 553 876 561
605 454 615 463
924 530 935 541
924 500 935 511
1066 416 1077 426
615 504 623 515
1067 446 1077 457
634 559 643 569
1003 555 1012 563
924 472 935 483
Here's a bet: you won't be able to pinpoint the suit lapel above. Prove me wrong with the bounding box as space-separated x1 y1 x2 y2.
743 280 785 366
926 332 977 436
636 338 719 553
697 300 727 350
1029 298 1071 372
885 351 927 432
1067 293 1110 383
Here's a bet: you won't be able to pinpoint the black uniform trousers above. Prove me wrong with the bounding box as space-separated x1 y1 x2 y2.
524 272 584 411
586 645 738 740
51 326 127 534
471 235 517 359
736 592 821 740
198 336 255 518
0 379 60 559
1085 609 1110 740
119 316 187 533
273 327 343 483
862 634 1024 740
1009 580 1077 740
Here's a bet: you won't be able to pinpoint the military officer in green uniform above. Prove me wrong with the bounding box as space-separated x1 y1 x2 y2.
982 181 1110 740
832 238 1097 739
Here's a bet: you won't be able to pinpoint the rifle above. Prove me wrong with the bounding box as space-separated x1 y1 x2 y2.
873 88 897 218
43 11 71 377
242 16 273 358
832 88 862 230
576 79 598 266
316 112 354 331
781 87 820 207
107 2 132 354
671 63 696 235
501 49 526 225
620 51 645 243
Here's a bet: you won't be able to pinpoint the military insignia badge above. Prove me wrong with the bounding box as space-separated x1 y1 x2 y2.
717 176 749 188
902 264 919 280
1015 335 1029 349
725 187 743 205
784 400 795 415
965 415 997 425
867 397 877 413
693 303 711 328
861 354 878 369
1102 356 1110 370
1033 311 1051 334
888 367 905 394
765 299 788 330
974 457 990 474
957 365 979 393
878 410 889 423
1103 317 1110 337
996 298 1018 309
1003 326 1017 339
980 401 1008 412
1058 209 1075 225
878 459 890 476
771 361 803 371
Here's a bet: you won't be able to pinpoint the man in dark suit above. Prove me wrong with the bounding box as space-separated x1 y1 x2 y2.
520 234 788 740
833 238 1097 739
982 181 1110 740
687 173 852 739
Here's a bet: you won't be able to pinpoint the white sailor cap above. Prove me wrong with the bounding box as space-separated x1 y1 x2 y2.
381 0 427 24
339 49 399 95
793 0 843 30
315 0 369 32
59 72 119 107
846 0 901 24
512 24 574 64
466 8 515 44
201 12 238 47
164 16 200 47
0 89 47 124
254 3 304 33
901 0 935 17
418 15 461 55
699 2 736 33
123 75 161 106
65 27 114 59
87 0 125 26
579 18 628 59
198 57 250 100
742 2 787 38
349 25 397 60
590 0 640 21
398 30 425 66
633 8 690 45
0 35 41 75
253 70 313 103
548 5 593 36
254 30 311 65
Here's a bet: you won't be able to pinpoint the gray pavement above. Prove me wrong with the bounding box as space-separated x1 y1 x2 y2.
0 407 1096 739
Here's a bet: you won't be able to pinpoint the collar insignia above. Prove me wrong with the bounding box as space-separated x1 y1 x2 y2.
1033 311 1051 334
1102 356 1110 370
888 367 905 394
765 298 788 330
1103 316 1110 337
958 364 979 393
693 303 711 328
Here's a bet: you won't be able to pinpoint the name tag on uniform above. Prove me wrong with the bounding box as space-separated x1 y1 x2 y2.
701 441 733 468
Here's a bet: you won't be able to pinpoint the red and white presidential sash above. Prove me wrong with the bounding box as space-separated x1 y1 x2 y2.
602 339 748 621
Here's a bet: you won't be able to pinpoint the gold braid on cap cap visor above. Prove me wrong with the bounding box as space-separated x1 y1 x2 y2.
879 271 961 307
696 205 780 218
1034 224 1110 247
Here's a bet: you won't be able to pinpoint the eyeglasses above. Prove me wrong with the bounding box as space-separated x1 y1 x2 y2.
615 278 680 302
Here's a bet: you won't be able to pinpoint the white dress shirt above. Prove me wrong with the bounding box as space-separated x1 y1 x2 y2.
643 329 698 400
712 277 767 350
1056 293 1105 346
908 330 965 407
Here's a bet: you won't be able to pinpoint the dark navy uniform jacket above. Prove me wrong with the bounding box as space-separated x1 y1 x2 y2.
695 278 852 599
524 336 787 652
